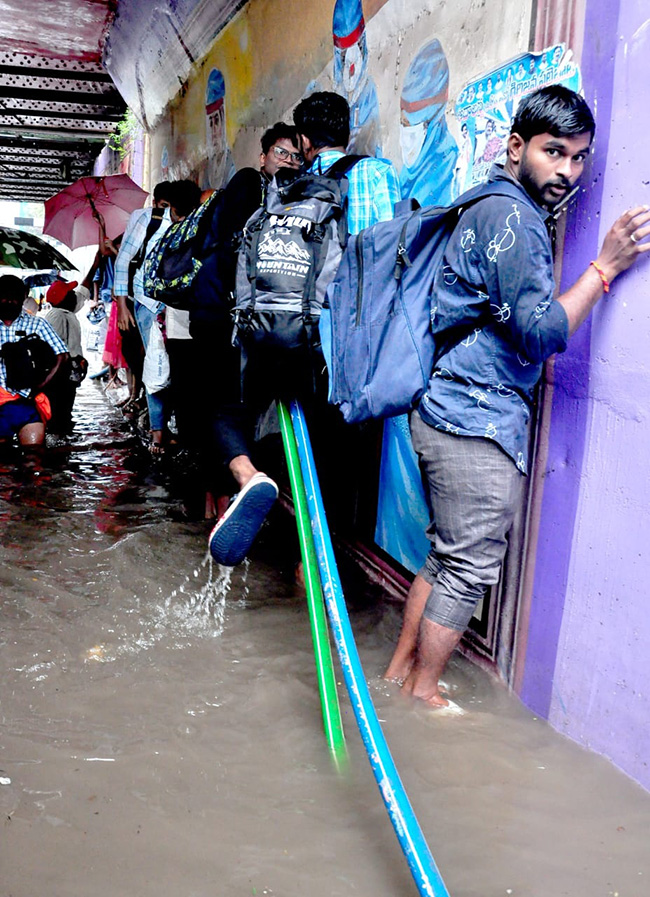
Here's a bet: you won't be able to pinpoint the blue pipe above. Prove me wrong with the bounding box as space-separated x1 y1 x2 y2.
289 400 450 897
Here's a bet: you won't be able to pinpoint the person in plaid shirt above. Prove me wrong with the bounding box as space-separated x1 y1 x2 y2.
0 275 67 449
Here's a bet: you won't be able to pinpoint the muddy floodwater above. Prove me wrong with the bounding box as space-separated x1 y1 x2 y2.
1 379 649 897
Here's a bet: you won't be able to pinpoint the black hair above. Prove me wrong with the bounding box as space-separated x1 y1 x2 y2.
58 291 78 312
511 85 596 143
153 180 174 203
0 274 28 303
167 179 203 219
261 122 300 155
293 91 350 150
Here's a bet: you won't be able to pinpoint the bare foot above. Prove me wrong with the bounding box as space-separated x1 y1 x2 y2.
384 655 415 683
401 675 450 708
149 429 166 455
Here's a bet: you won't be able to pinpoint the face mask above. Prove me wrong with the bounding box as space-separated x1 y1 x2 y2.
342 43 364 97
400 122 427 168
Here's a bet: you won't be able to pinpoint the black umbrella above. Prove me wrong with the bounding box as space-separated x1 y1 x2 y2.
23 271 61 288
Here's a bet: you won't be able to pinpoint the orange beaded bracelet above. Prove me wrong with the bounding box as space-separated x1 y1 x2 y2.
590 260 610 293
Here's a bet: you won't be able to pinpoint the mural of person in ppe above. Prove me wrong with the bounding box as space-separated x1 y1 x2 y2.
332 0 382 157
399 39 458 208
376 39 460 573
203 67 236 190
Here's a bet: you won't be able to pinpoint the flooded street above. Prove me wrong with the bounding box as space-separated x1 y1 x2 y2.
1 379 649 897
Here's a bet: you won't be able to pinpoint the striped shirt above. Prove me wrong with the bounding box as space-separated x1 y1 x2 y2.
0 311 68 397
310 150 400 234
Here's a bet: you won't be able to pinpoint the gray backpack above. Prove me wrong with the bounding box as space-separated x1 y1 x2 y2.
232 156 364 354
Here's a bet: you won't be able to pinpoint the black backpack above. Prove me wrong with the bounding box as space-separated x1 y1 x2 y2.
232 155 365 353
1 333 57 392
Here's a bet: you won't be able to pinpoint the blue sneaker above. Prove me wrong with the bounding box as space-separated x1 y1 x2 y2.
208 474 279 566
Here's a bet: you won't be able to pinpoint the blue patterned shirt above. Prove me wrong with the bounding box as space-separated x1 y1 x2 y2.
310 150 400 234
419 165 569 473
0 312 68 397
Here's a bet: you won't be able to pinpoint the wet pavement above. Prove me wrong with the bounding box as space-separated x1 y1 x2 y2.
1 378 649 897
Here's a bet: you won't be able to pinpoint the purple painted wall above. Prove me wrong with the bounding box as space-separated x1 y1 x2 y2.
521 0 650 791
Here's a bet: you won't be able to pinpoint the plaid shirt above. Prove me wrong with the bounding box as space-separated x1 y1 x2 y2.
310 150 400 234
0 311 68 397
114 207 171 311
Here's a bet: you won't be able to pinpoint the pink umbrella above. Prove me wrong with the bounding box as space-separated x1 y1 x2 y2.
43 174 149 250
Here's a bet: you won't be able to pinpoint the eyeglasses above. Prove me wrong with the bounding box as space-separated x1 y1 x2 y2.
272 145 303 163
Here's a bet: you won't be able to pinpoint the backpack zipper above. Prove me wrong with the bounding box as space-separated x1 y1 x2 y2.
354 231 365 327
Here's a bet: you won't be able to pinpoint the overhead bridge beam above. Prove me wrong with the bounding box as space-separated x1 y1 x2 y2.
0 108 123 123
0 85 124 107
0 65 113 83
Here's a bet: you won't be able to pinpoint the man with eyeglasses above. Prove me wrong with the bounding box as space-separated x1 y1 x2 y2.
188 123 302 522
260 125 303 175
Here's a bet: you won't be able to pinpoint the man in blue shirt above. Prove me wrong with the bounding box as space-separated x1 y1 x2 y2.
385 86 650 708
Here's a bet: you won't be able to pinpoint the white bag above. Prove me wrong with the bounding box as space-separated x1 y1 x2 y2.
142 321 170 393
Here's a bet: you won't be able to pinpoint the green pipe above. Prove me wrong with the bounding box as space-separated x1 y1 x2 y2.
277 400 347 771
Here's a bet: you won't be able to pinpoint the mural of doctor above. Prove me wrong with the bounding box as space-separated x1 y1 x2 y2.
203 67 236 190
332 0 382 157
376 41 459 574
399 39 458 207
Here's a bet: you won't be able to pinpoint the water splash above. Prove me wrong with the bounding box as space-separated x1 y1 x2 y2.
165 551 232 632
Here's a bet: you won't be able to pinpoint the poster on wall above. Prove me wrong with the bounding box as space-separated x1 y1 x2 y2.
452 43 582 196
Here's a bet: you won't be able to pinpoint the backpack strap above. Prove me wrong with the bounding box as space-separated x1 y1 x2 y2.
324 153 368 178
245 217 266 316
324 154 369 248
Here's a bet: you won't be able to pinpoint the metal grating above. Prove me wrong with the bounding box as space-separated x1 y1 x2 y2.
0 7 125 203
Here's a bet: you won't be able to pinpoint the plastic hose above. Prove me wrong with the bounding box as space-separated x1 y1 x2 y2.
289 399 450 897
277 400 347 771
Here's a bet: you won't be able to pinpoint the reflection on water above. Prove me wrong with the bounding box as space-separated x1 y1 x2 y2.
1 379 649 897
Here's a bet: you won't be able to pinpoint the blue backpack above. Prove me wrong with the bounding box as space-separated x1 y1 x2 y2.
321 179 525 423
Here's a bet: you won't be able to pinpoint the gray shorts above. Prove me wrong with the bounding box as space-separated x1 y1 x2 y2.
410 413 524 632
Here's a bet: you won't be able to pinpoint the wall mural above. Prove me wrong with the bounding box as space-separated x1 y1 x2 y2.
201 67 237 189
332 0 382 157
399 38 458 208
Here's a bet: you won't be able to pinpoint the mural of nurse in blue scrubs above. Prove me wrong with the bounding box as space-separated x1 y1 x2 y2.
399 39 458 208
376 39 459 574
332 0 382 157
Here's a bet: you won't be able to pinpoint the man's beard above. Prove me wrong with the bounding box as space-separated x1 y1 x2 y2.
519 151 571 210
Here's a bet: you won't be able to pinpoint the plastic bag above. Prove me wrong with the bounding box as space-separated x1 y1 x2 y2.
142 320 170 393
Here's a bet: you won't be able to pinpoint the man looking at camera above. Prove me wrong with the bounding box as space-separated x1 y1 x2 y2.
384 85 650 707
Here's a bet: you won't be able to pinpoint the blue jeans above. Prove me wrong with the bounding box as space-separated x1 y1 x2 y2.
134 301 168 433
410 413 524 631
